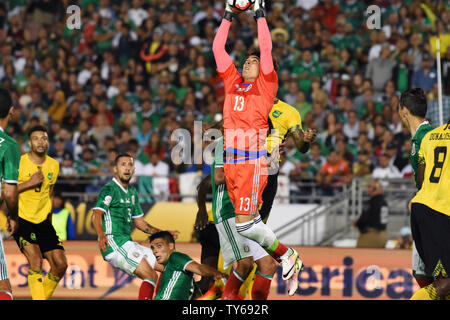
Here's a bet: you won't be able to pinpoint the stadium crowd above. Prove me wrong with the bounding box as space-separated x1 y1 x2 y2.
0 0 449 197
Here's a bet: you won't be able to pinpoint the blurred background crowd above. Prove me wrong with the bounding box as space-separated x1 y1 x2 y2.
0 0 449 198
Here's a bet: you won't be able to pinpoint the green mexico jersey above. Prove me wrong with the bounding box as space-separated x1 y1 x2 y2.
155 251 195 300
211 137 235 224
0 128 20 194
93 178 144 257
410 121 434 189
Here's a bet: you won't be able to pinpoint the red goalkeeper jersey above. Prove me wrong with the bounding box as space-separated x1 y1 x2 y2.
219 63 278 154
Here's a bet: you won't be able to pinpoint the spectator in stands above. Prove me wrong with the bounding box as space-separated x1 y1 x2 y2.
365 45 397 93
395 227 413 250
301 143 326 178
335 138 354 164
372 153 402 183
144 131 167 162
353 179 389 248
411 53 437 92
316 150 351 196
49 137 69 163
91 113 114 147
342 110 359 145
426 84 450 126
352 149 373 178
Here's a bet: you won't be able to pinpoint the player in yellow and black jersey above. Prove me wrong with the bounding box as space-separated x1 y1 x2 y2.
410 120 450 300
13 125 67 300
261 98 317 222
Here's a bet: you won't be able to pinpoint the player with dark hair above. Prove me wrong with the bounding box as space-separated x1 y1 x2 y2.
409 119 450 300
398 87 435 288
211 0 304 299
150 231 226 300
92 153 179 300
0 88 21 300
14 125 67 300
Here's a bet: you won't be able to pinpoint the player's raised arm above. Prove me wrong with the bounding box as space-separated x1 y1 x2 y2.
254 1 273 75
212 2 235 73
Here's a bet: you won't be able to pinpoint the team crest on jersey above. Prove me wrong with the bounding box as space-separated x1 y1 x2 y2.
244 245 250 253
103 195 112 205
132 251 140 258
235 83 253 92
48 173 53 180
411 143 416 156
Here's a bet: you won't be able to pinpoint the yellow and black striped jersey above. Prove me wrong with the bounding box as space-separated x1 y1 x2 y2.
266 99 302 154
411 123 450 216
18 154 59 223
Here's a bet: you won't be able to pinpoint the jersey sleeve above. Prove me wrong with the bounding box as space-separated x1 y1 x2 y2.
2 141 20 183
214 137 224 168
93 185 113 213
256 70 278 111
287 108 302 134
171 252 195 272
417 144 425 164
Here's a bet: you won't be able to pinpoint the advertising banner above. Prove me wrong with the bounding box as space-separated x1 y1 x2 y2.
3 241 419 300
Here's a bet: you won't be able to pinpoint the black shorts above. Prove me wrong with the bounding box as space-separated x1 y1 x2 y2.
411 203 450 279
197 223 220 262
259 171 278 223
13 217 64 254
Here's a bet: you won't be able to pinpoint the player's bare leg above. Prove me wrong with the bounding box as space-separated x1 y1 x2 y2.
252 255 276 300
43 249 68 299
134 258 158 300
0 279 13 300
235 213 301 281
221 256 254 300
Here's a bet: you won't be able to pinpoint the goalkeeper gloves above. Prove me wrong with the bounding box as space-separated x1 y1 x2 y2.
224 1 234 21
253 0 266 19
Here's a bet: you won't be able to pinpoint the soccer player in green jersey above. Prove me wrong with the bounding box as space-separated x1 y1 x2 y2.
92 153 179 300
398 88 435 288
150 231 226 300
0 88 21 300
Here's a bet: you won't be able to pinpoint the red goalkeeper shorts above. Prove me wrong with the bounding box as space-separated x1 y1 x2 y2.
223 156 268 216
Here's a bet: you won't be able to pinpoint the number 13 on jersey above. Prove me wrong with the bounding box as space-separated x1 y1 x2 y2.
233 95 245 112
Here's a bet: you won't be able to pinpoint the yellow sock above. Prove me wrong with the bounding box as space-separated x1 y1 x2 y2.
239 264 257 299
410 287 432 300
411 284 440 300
28 269 46 300
43 272 61 300
214 250 231 288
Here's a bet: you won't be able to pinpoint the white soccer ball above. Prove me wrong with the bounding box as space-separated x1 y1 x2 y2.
227 0 255 13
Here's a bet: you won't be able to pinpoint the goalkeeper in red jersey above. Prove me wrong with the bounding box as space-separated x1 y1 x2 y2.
212 0 303 300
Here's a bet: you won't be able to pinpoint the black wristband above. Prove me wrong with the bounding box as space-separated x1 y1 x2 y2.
223 11 233 22
254 8 265 20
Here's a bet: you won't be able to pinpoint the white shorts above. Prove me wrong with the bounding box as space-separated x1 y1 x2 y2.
216 217 268 270
411 241 429 279
0 237 9 281
105 240 156 276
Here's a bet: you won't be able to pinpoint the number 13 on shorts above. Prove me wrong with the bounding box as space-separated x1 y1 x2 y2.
233 95 245 111
239 197 251 212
